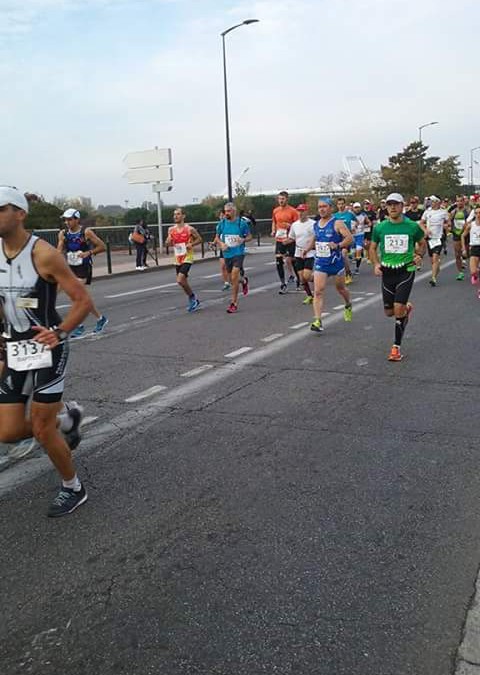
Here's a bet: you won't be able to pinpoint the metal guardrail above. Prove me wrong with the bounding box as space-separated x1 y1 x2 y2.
32 219 272 249
32 220 273 274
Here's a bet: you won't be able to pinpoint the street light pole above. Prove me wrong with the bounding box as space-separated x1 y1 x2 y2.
417 121 438 196
221 19 259 203
470 146 480 189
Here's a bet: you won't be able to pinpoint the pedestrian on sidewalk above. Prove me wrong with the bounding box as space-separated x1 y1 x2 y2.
132 218 148 270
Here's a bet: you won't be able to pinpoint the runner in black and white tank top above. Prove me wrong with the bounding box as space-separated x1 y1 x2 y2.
0 234 62 341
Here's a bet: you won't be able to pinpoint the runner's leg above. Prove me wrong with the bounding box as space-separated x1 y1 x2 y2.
31 401 76 481
312 271 327 321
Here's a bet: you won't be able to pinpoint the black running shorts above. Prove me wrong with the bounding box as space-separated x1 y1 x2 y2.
0 340 69 404
175 263 192 277
427 242 442 256
294 257 314 272
381 267 415 309
224 255 245 273
275 241 295 257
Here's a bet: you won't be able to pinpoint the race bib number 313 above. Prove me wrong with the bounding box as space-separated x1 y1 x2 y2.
7 340 53 372
384 234 409 254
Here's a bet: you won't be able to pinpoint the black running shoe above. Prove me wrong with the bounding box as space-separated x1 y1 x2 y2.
278 284 288 295
63 402 83 451
47 484 88 518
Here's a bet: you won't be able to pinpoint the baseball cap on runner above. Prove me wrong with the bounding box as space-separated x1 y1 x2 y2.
296 204 308 211
353 202 361 208
0 186 29 212
61 208 81 219
385 193 404 203
429 195 441 202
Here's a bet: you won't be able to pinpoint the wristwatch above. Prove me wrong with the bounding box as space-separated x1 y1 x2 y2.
52 326 69 341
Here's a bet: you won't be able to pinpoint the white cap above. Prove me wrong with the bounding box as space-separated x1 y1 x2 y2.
0 186 29 212
386 193 404 203
61 208 81 219
353 202 361 208
429 195 441 202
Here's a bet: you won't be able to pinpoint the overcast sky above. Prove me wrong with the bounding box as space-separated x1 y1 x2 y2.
1 0 478 206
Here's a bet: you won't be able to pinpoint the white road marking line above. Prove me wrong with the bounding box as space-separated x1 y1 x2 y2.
323 312 331 317
202 273 221 279
180 365 214 378
125 385 168 402
0 262 458 497
57 304 71 309
290 322 309 329
366 292 375 296
352 297 364 303
82 416 99 426
265 261 276 265
199 289 222 293
261 333 284 342
333 304 344 310
105 283 177 298
224 347 253 358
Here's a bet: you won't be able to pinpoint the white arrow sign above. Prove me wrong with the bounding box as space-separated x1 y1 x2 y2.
124 148 172 169
125 166 173 184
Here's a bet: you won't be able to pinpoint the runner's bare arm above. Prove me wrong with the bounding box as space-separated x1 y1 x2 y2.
84 228 106 257
57 229 65 252
370 241 382 276
461 223 471 252
165 228 172 247
335 221 354 249
188 226 203 247
32 241 94 347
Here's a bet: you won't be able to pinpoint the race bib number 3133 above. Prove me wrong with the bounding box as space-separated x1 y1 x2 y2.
384 234 409 254
7 340 53 372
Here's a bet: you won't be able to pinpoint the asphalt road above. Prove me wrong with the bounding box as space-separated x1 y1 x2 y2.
1 249 480 675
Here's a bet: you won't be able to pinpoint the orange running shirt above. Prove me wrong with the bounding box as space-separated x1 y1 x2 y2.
169 225 194 264
272 205 299 241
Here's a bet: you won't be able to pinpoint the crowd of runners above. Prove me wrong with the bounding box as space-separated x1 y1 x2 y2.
1 185 479 518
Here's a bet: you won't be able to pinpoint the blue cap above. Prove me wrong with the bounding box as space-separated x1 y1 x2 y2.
318 197 334 207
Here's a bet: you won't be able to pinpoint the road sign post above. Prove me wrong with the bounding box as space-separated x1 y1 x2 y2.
152 182 173 249
124 147 173 252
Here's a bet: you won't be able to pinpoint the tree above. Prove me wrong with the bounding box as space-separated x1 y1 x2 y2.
380 141 441 197
234 180 253 215
422 156 463 198
26 197 63 230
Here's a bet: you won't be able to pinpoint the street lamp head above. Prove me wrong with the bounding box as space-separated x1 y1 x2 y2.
243 19 260 25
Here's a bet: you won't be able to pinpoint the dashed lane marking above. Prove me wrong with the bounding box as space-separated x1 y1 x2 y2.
224 347 253 358
202 273 221 279
82 416 99 426
105 283 177 298
180 365 214 378
290 322 309 329
261 333 284 342
125 385 168 402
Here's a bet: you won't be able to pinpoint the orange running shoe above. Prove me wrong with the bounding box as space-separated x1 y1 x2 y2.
388 345 403 362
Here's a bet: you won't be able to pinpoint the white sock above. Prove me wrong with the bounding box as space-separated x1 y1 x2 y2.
58 411 73 432
62 474 81 492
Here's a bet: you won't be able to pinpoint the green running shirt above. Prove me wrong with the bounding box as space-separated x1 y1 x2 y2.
372 217 424 270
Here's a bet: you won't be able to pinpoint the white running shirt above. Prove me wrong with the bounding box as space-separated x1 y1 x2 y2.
423 208 448 239
288 219 315 258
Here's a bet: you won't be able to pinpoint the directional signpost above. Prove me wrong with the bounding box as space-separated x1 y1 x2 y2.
124 147 173 249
